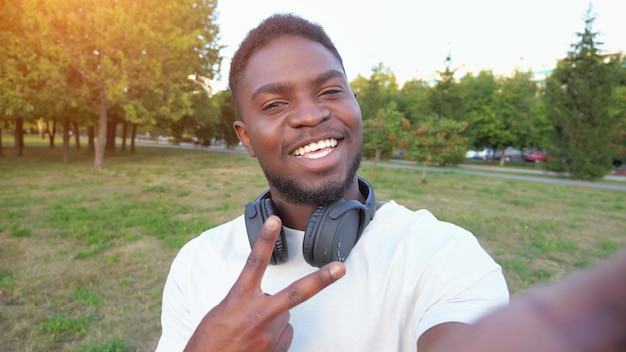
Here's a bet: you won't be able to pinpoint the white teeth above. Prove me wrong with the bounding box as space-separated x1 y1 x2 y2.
293 139 338 157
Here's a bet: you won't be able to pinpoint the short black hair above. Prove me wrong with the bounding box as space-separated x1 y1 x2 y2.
228 13 345 118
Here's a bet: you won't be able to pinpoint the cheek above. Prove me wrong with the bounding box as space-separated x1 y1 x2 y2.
344 103 363 133
248 124 282 158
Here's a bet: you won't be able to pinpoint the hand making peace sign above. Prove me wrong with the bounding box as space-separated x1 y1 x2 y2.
184 215 347 352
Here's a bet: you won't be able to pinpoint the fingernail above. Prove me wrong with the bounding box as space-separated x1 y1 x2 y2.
265 216 280 230
330 263 346 279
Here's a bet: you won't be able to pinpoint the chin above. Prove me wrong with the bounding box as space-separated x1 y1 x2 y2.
263 170 351 206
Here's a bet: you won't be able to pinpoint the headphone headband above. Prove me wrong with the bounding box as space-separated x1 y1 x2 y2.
244 177 376 267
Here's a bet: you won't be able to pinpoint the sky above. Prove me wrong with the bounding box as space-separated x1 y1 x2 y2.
209 0 625 91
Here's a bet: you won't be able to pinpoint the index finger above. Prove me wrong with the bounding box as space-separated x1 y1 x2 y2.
270 261 346 313
235 215 283 291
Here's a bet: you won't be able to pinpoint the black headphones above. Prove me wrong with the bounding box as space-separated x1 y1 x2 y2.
244 177 376 268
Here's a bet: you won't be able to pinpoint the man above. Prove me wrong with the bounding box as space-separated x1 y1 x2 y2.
156 14 508 352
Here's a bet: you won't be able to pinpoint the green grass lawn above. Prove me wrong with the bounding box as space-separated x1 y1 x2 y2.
1 142 625 351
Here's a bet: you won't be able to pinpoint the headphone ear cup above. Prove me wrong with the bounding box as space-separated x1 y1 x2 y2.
302 206 327 267
258 198 288 264
245 195 288 265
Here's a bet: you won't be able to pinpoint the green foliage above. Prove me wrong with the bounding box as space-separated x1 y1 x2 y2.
43 194 208 256
213 90 241 148
9 223 33 238
609 85 626 162
0 268 16 289
460 70 547 164
403 117 469 166
72 287 101 307
351 63 399 122
460 71 500 149
363 101 408 167
1 0 222 169
40 313 93 342
401 117 469 182
543 8 622 179
77 338 136 352
397 79 433 124
430 57 464 121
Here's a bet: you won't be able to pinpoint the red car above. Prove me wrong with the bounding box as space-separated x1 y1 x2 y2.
525 150 548 163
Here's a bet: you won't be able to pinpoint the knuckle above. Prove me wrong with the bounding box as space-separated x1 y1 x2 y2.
286 288 305 305
246 253 265 268
258 227 274 242
317 269 334 286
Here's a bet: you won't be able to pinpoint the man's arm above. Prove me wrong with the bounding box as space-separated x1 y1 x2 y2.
427 250 626 352
417 322 472 351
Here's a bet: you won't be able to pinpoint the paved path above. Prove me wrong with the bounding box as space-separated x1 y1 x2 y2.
370 160 626 192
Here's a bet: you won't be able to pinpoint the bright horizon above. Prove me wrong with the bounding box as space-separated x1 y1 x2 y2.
209 0 624 92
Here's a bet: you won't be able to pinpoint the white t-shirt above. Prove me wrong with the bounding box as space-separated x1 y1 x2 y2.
156 201 509 352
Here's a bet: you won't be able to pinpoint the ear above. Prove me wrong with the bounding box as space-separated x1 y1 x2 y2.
233 120 256 157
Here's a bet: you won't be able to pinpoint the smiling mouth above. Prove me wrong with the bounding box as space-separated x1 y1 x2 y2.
292 138 338 159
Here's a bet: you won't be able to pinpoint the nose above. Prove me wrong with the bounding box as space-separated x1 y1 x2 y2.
288 95 330 128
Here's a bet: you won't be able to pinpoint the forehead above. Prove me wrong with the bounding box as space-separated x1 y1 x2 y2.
240 36 345 98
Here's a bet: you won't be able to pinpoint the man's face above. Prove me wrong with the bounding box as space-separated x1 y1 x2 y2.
234 35 362 206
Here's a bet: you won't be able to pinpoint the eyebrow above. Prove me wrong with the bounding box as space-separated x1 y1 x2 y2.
250 69 346 102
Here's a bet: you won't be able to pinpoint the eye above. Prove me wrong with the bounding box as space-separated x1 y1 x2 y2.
319 87 343 98
261 100 287 112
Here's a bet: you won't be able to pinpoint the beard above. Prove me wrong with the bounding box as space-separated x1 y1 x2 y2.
262 149 362 207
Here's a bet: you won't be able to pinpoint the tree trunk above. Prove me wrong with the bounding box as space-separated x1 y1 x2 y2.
0 127 4 157
14 117 24 157
47 119 56 147
72 121 81 150
370 148 382 179
0 120 9 156
88 125 95 153
121 122 127 151
38 118 46 139
421 161 428 184
62 116 70 164
105 117 116 154
94 102 108 171
130 123 137 153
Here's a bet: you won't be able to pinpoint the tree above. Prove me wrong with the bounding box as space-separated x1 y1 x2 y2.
30 0 221 170
396 79 433 125
543 7 621 179
610 56 626 169
429 55 464 121
170 89 218 146
402 117 468 183
459 70 499 156
492 71 542 166
363 102 409 176
213 90 240 148
350 64 400 161
350 63 399 122
0 0 45 157
610 84 626 168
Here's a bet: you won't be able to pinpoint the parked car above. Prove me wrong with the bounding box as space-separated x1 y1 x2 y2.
525 150 548 163
465 150 477 159
469 148 495 160
495 147 523 162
